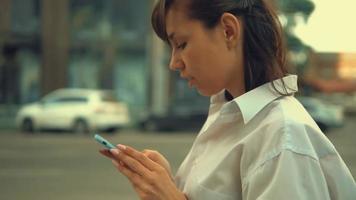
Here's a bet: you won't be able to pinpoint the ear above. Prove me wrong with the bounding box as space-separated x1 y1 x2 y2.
220 13 242 49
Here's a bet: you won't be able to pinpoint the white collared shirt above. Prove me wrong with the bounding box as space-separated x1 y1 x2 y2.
175 75 356 200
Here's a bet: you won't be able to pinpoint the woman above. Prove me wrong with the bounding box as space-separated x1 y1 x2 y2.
100 0 356 199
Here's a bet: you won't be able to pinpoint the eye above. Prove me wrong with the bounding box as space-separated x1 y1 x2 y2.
177 42 187 50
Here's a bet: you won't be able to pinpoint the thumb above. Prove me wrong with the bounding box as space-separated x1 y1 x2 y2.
142 149 160 162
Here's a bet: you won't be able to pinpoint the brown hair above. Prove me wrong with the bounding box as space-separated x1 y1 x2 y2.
152 0 292 96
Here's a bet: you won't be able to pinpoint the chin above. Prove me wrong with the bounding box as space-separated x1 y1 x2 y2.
196 87 221 97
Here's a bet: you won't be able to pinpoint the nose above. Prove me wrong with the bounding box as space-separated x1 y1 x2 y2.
169 50 184 71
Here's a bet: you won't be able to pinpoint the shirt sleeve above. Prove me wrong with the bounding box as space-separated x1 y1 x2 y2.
319 153 356 199
242 150 333 200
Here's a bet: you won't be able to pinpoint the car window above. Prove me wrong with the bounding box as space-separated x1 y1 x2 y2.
44 96 88 104
60 97 88 103
101 93 118 102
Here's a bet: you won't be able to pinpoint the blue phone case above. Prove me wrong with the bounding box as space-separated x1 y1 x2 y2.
94 134 116 149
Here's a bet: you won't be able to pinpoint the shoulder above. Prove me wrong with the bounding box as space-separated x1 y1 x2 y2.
269 96 336 157
241 96 338 173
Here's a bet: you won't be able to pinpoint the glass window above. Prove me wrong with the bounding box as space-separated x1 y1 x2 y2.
101 93 117 102
43 96 88 104
61 97 88 103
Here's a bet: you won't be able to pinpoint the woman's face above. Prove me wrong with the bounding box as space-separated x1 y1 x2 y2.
165 4 245 97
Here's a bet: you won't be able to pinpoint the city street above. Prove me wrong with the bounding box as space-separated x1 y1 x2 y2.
0 116 355 200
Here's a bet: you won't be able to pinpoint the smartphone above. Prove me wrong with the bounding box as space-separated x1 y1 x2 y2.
94 134 116 149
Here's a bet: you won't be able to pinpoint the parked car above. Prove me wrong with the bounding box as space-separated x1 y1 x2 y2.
315 92 356 115
139 78 210 132
296 96 344 132
16 88 130 133
139 108 208 132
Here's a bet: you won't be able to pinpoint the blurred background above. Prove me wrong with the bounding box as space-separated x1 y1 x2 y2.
0 0 355 199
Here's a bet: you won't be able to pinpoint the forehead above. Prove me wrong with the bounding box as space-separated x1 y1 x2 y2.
165 3 192 36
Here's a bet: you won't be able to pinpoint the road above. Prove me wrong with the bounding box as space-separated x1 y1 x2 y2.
0 116 355 200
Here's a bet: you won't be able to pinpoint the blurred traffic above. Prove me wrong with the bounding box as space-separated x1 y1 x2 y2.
15 88 130 134
0 0 355 134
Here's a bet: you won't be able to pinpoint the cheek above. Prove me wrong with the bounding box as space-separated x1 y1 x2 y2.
182 38 231 93
186 48 225 80
185 44 221 74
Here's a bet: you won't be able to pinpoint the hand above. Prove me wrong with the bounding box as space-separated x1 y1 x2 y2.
141 149 173 178
99 145 186 200
100 148 173 178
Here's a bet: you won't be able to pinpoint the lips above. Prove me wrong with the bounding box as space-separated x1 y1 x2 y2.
180 73 195 87
181 75 192 81
180 73 189 79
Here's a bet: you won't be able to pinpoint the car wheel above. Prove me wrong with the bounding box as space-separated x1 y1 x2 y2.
105 127 118 134
22 118 34 133
72 119 89 134
316 122 328 133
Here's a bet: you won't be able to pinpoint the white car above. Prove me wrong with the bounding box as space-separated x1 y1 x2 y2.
315 92 356 115
296 96 344 132
16 88 130 133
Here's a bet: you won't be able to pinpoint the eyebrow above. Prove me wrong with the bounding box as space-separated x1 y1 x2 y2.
168 32 176 40
167 32 176 46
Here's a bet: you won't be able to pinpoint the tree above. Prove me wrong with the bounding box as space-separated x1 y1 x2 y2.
277 0 315 77
278 0 315 52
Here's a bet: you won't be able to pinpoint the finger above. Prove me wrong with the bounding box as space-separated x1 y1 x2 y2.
142 149 156 159
117 145 159 171
99 149 125 163
111 159 148 190
143 150 163 164
111 159 125 168
110 148 152 178
112 159 120 167
99 149 115 159
100 150 129 168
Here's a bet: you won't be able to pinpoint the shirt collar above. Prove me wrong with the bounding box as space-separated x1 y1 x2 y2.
210 75 298 124
236 75 298 124
210 90 227 104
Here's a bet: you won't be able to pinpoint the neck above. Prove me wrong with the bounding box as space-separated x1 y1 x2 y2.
226 76 245 98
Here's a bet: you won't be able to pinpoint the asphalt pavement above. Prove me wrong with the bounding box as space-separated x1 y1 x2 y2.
0 116 355 200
